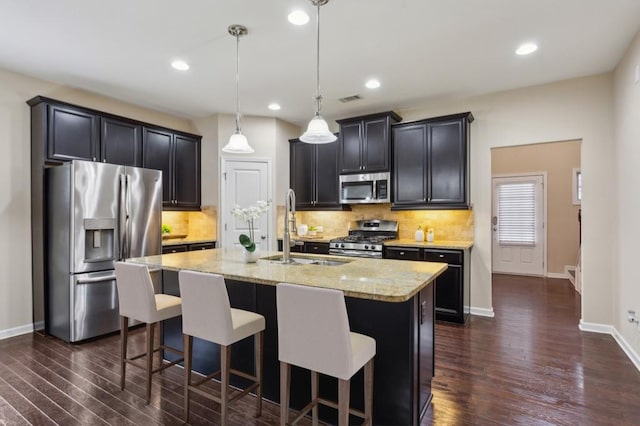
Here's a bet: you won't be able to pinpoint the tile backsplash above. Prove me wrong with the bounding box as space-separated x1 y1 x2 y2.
284 204 473 241
162 205 217 240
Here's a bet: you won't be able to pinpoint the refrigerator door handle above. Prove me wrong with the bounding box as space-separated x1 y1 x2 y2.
119 174 127 260
125 174 132 259
76 274 117 284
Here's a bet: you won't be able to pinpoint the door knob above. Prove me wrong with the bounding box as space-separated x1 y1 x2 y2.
261 235 266 240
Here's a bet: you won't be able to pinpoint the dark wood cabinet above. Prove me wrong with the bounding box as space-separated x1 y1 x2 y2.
384 245 470 324
47 104 100 162
290 138 346 210
384 246 422 261
143 128 201 210
276 240 329 254
100 117 142 166
392 112 473 209
302 241 330 254
163 241 216 254
337 111 401 174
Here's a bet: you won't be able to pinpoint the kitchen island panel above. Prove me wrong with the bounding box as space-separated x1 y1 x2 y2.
160 269 428 425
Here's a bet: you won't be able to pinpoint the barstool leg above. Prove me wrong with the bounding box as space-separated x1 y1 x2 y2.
280 362 290 426
364 359 374 426
311 371 319 426
220 344 231 426
255 331 263 417
183 334 193 423
338 378 350 426
119 316 128 391
145 322 155 404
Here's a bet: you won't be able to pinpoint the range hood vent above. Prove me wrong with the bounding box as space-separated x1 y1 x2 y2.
338 94 362 103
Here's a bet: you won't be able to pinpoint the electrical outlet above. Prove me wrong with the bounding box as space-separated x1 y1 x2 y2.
628 309 638 323
635 64 640 84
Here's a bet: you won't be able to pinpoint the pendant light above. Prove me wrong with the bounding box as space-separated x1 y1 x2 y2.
222 24 254 154
300 0 337 144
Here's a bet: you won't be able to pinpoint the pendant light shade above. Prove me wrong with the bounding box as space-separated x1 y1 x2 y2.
300 0 336 144
222 24 254 154
300 113 336 143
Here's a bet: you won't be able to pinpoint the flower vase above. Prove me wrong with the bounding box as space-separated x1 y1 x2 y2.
241 246 260 263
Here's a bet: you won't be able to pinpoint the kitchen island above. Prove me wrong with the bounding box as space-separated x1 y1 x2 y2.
128 248 447 425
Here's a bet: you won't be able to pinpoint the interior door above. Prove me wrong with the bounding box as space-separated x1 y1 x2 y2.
492 175 545 276
221 159 272 250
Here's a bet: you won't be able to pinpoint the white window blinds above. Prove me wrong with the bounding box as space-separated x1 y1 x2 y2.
497 182 536 245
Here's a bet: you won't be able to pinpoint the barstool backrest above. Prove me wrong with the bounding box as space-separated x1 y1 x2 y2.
276 283 353 379
178 270 234 344
115 262 157 323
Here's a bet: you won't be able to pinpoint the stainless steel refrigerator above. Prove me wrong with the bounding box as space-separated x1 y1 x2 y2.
45 160 162 342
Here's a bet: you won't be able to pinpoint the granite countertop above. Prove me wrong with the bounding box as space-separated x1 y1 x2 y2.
384 239 474 250
128 248 447 302
162 237 217 246
279 234 338 243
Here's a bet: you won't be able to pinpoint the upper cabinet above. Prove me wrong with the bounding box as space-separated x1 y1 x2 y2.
28 96 202 210
142 128 201 210
290 137 347 210
100 117 142 166
392 112 473 209
46 104 100 163
336 111 402 174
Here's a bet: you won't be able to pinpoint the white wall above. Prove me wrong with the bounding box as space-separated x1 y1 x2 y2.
193 114 298 249
613 30 640 357
398 74 615 323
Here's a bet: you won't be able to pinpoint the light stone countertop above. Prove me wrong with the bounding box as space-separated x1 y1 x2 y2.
128 248 447 302
278 235 339 243
384 239 474 250
162 237 217 246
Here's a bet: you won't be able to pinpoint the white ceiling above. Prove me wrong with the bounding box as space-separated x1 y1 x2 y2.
1 0 639 127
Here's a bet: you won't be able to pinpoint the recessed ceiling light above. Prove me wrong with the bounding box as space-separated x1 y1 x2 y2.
268 103 281 111
288 10 309 25
171 60 190 71
515 43 538 56
365 79 381 89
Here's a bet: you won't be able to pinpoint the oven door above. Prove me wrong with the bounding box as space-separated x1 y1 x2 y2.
329 248 382 258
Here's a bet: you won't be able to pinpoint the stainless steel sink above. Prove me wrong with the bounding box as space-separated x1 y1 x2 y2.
261 255 350 266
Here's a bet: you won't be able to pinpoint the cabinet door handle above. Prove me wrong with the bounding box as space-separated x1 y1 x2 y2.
92 157 97 162
400 251 405 255
439 254 444 258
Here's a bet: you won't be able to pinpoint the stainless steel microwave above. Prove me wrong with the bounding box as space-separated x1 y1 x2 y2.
339 172 390 204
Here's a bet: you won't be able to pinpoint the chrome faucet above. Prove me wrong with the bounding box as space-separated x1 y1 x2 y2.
283 188 298 263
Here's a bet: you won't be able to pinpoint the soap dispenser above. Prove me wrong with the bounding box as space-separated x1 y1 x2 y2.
426 228 435 242
415 226 424 242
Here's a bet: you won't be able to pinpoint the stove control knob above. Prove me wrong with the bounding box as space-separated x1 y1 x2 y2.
364 245 369 250
340 244 345 248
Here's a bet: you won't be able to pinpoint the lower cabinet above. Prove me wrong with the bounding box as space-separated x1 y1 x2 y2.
162 241 216 254
277 239 330 254
384 246 470 324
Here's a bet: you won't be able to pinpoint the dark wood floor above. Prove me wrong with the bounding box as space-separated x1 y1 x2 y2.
1 275 639 425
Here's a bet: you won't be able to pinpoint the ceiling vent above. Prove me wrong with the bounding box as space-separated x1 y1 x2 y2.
338 94 362 103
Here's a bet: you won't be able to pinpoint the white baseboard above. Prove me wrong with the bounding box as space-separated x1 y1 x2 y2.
612 328 640 372
579 320 640 372
470 306 495 318
546 271 569 279
0 323 34 341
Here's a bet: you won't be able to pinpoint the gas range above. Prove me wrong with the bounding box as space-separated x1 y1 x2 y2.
329 220 398 258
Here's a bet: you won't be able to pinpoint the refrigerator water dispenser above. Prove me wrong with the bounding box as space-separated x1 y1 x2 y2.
84 218 115 262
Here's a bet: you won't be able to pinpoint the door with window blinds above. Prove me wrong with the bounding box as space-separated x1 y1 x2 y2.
492 175 545 276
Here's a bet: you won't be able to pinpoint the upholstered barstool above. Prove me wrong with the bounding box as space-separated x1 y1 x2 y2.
179 270 265 426
276 283 376 426
114 261 184 403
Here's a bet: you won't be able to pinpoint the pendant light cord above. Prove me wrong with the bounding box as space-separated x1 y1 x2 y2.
314 0 322 116
235 32 241 132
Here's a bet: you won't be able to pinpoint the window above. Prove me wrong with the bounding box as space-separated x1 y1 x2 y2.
497 181 536 246
572 168 582 205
